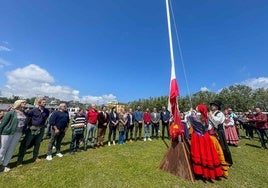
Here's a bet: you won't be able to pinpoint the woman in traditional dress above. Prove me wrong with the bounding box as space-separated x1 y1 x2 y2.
223 109 239 146
187 104 223 180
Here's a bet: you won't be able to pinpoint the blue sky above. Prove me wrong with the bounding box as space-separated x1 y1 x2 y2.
0 0 267 104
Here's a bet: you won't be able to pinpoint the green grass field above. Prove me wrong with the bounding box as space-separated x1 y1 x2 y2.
0 128 268 188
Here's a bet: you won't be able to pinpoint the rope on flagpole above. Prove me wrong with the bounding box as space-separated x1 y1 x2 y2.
169 0 193 108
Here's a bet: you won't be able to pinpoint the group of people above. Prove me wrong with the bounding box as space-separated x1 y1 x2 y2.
70 104 172 154
0 100 174 172
186 100 268 181
0 99 69 172
0 98 267 181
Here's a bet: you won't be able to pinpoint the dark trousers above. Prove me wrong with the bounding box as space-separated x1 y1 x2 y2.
152 123 159 138
70 132 83 152
17 127 45 164
45 124 52 138
256 129 268 148
108 126 117 142
125 124 134 141
243 123 254 139
47 128 65 155
97 126 107 146
134 122 142 140
162 122 170 139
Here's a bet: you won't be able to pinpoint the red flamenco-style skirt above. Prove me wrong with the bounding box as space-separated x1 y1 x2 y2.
191 132 223 179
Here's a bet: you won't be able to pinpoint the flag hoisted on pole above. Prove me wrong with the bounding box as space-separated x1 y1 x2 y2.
166 0 183 138
159 0 194 182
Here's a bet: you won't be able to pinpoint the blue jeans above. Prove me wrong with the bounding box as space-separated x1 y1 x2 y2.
84 123 96 147
144 123 151 139
119 131 125 144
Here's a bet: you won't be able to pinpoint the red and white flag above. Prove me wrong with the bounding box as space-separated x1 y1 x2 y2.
168 60 184 139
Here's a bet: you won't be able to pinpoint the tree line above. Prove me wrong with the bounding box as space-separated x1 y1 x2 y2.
127 85 268 113
1 85 267 113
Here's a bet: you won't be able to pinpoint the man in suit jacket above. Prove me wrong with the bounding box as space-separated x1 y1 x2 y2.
160 106 170 139
151 107 160 139
126 108 135 142
97 106 109 147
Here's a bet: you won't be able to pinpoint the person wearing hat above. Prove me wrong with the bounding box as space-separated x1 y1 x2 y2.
209 100 233 166
0 100 26 172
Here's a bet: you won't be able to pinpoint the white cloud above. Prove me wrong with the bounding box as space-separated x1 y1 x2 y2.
0 46 11 52
200 87 209 91
6 64 54 83
1 64 117 104
241 77 268 89
0 57 11 67
80 94 117 105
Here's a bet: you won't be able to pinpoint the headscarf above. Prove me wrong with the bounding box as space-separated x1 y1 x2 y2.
196 104 208 124
13 100 26 110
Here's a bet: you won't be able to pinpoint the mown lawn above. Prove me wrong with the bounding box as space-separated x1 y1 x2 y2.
0 128 268 188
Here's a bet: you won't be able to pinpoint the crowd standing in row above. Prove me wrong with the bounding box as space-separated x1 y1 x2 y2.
0 98 267 176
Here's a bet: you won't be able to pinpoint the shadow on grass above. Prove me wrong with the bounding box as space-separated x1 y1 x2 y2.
9 145 73 169
161 138 170 149
245 143 262 149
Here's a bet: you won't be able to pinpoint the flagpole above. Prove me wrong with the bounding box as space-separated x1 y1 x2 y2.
160 1 195 182
166 0 181 130
165 0 176 79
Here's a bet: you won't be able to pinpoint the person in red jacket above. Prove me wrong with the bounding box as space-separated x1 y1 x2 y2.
143 108 152 141
253 108 268 149
84 104 99 150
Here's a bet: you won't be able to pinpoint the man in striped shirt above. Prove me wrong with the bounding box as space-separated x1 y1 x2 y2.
70 109 86 154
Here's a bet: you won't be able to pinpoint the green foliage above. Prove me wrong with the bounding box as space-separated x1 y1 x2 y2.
0 129 268 187
128 85 268 112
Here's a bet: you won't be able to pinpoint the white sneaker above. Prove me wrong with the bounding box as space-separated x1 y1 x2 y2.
46 155 53 161
144 138 146 141
52 146 56 149
148 138 152 141
3 167 11 172
56 153 63 158
108 141 111 146
113 140 116 145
